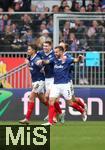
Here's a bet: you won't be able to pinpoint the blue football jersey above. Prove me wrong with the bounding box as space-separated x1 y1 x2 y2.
37 50 54 78
52 57 74 84
28 54 45 82
69 64 74 80
64 52 74 80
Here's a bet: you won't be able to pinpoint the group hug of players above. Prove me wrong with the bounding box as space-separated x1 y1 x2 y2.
19 41 87 126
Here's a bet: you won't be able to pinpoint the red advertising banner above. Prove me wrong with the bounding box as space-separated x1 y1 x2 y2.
0 57 31 88
0 57 25 71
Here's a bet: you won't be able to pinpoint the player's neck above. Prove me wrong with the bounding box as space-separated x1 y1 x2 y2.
45 50 51 55
31 53 36 59
60 54 66 62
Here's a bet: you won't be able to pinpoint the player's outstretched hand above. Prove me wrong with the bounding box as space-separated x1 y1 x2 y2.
62 55 67 62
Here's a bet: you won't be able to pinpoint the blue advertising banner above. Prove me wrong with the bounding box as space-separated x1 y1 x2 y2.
0 88 105 121
86 52 100 67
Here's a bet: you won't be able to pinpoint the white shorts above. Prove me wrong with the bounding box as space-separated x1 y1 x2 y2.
69 80 74 96
49 83 72 100
32 80 45 94
45 78 54 93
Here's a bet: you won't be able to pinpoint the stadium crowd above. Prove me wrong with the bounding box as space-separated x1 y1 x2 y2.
0 0 105 52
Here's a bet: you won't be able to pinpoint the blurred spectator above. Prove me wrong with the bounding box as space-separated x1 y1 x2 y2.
80 6 86 12
0 0 13 11
44 7 50 12
22 29 34 44
47 17 53 36
0 0 104 52
32 14 47 37
11 22 19 35
96 6 102 12
87 20 99 51
21 0 31 11
59 0 69 12
35 29 52 49
31 5 36 12
8 7 15 12
35 0 45 12
0 7 3 12
68 33 79 51
63 5 71 13
14 1 22 11
20 14 32 36
86 4 93 12
102 5 105 12
38 22 47 36
0 24 13 51
14 0 31 11
61 21 70 42
75 20 88 50
52 5 59 13
11 33 26 51
0 14 5 35
71 0 80 12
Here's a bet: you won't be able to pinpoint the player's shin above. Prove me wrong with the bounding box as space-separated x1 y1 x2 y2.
54 100 62 114
48 99 55 124
75 97 85 109
69 101 84 114
26 101 35 120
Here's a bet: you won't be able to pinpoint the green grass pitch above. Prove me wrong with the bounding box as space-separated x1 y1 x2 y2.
0 121 105 150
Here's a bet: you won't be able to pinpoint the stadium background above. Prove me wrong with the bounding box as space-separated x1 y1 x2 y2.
0 1 105 150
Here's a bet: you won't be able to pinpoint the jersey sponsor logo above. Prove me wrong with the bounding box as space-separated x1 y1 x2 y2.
54 64 63 69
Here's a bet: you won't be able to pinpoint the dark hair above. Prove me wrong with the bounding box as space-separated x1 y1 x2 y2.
28 43 38 51
65 43 69 51
44 41 52 46
55 46 64 52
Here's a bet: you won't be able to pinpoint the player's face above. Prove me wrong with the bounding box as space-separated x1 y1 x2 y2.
27 46 34 56
54 48 62 58
43 43 51 53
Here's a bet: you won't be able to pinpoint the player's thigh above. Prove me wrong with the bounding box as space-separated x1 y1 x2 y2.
45 78 54 94
49 84 60 99
32 80 45 94
61 83 72 100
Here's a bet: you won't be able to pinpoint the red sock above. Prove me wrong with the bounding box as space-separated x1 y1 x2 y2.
54 101 62 114
26 101 35 120
48 105 55 124
53 110 57 118
76 98 85 109
71 102 84 114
